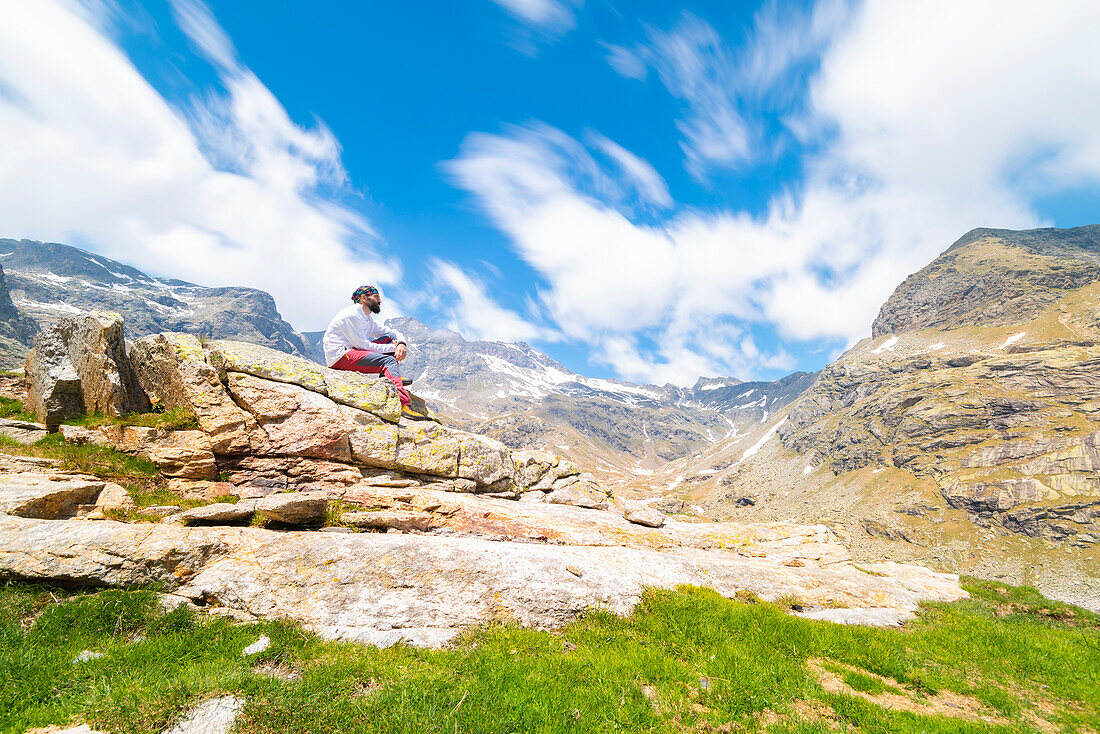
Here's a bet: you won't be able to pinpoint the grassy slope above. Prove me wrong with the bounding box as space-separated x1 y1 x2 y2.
1 579 1097 734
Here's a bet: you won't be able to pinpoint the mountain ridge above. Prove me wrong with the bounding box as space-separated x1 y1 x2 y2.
0 238 311 360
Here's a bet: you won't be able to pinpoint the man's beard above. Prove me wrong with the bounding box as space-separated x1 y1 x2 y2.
368 301 381 314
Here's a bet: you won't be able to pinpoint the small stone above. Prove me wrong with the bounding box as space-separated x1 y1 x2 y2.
319 526 353 533
177 501 256 525
256 491 327 525
341 509 432 532
242 635 270 656
0 418 47 444
618 499 665 528
565 565 583 577
73 650 105 663
162 695 243 734
144 505 181 517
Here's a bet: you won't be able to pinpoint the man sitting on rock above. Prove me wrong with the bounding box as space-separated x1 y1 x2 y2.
323 285 428 420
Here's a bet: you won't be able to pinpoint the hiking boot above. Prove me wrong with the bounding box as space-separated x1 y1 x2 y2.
401 378 414 386
401 404 431 421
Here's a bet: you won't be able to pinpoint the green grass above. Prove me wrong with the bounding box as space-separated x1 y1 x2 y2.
0 395 37 423
1 578 1096 734
0 432 160 480
64 407 200 432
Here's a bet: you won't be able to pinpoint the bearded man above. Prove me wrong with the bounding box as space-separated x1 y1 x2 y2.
323 285 427 420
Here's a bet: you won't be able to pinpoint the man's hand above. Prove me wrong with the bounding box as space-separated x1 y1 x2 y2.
394 343 408 362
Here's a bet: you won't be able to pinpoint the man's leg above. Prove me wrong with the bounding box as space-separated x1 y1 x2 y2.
330 349 411 406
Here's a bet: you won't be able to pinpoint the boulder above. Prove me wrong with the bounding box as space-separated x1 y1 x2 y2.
64 424 217 480
144 430 217 480
130 333 253 453
24 331 82 429
0 417 46 444
227 373 352 461
256 491 328 524
209 338 404 423
94 483 135 514
0 474 103 518
61 312 149 417
177 500 257 524
547 475 609 510
456 433 513 486
616 498 666 528
208 339 327 390
395 419 460 477
511 449 558 489
58 424 110 445
25 312 151 428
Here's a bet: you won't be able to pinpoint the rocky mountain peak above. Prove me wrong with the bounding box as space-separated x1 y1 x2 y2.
872 224 1100 337
0 238 311 359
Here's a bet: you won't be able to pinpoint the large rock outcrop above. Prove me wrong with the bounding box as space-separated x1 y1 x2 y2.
0 468 966 646
125 329 609 507
872 225 1100 337
24 311 148 427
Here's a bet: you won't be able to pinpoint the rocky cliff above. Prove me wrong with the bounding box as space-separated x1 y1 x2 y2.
0 263 37 370
0 238 311 358
677 226 1100 610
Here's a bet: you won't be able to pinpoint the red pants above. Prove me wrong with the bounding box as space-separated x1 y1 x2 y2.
330 348 410 406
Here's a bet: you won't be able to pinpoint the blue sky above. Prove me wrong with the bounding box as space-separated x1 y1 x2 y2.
2 1 1099 385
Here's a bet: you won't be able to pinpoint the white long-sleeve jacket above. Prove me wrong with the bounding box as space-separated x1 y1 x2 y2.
322 304 407 366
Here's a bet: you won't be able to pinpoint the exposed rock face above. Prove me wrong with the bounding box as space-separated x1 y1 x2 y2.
28 323 612 517
0 263 38 369
24 311 149 427
0 319 970 645
872 225 1100 337
0 475 967 647
0 238 310 357
130 333 253 453
23 327 82 429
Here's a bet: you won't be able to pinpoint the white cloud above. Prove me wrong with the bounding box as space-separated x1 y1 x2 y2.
447 123 805 384
490 0 582 53
0 0 398 330
429 259 557 343
586 131 671 209
491 0 580 31
610 2 848 178
600 42 647 81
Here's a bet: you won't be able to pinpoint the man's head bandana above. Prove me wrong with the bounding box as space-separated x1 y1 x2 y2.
352 285 379 302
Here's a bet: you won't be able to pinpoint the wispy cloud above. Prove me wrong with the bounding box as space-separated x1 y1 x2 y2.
490 0 583 53
0 0 397 329
608 2 849 179
585 131 672 209
429 259 558 343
